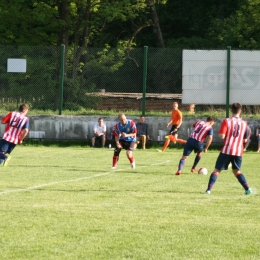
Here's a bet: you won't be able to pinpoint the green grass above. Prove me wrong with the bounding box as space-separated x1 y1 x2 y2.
0 145 259 259
2 101 260 118
2 106 260 119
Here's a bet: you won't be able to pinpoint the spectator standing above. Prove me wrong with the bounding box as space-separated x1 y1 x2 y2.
134 115 151 150
92 118 106 148
112 114 137 169
205 102 252 195
0 104 29 166
175 116 215 175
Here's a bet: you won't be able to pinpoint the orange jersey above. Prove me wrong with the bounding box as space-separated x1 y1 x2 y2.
171 109 182 125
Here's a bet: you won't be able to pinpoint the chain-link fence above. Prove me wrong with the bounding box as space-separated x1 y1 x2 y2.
0 46 183 113
1 46 260 115
0 46 61 111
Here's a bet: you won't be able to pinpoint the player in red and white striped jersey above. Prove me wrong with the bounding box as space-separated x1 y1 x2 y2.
175 116 215 175
0 104 29 166
205 102 252 195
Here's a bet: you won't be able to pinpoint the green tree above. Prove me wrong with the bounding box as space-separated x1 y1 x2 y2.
150 0 242 49
0 0 59 45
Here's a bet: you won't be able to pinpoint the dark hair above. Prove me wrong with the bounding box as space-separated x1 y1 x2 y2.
140 115 145 118
98 117 103 121
206 116 215 122
231 102 242 114
19 104 29 112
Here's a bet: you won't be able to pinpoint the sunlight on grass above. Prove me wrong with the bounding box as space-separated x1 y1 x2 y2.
0 146 259 259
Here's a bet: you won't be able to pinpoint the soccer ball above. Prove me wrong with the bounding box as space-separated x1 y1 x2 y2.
198 167 208 175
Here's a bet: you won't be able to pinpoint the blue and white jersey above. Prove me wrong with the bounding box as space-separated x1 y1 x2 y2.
113 119 137 142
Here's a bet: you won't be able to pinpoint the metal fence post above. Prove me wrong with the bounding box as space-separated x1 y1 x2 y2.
142 46 148 116
226 46 231 118
59 44 65 115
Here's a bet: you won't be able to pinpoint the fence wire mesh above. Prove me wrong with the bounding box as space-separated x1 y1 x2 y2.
0 46 61 111
1 46 260 115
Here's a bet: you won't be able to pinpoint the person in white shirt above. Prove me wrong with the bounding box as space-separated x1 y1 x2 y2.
92 118 106 148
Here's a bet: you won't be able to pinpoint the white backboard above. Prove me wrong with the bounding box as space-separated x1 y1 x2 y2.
7 58 27 73
182 50 260 105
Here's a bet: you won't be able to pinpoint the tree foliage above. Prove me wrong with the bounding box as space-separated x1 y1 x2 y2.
1 0 260 110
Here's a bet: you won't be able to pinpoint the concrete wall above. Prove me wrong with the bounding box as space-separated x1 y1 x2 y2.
0 115 259 143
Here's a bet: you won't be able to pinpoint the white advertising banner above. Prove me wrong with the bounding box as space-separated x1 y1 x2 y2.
182 50 260 105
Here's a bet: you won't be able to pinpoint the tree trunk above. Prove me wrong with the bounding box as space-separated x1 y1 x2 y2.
147 0 165 48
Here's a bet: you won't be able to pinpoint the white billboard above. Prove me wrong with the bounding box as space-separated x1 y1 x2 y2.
182 50 260 105
7 58 27 73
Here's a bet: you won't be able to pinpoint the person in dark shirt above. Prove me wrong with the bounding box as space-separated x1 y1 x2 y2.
134 115 151 150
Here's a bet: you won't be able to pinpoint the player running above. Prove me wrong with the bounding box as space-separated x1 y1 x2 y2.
175 116 215 175
205 102 252 195
0 104 29 166
112 113 137 169
157 102 186 152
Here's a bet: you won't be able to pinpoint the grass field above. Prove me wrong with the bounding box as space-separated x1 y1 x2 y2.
0 145 259 260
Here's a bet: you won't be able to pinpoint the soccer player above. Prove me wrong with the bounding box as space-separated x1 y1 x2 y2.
0 103 29 166
92 117 106 148
157 102 185 152
175 116 215 175
205 102 252 195
112 113 137 169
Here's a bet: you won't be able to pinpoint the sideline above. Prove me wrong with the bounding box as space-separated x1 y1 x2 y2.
0 160 171 196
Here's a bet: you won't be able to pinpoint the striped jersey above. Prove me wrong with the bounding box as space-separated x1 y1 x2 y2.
2 112 29 144
113 119 137 142
190 120 213 142
219 117 248 156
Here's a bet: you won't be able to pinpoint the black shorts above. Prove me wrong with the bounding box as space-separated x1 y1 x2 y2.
93 135 105 142
119 140 134 151
0 139 16 154
215 153 242 171
183 138 203 156
169 124 179 135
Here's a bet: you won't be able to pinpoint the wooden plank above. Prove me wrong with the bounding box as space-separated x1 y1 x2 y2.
86 92 182 100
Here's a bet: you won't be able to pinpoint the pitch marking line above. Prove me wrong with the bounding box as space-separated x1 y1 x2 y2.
0 160 171 196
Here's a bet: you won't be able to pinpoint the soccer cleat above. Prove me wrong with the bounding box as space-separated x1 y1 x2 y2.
244 188 252 195
3 154 11 167
111 166 117 169
157 149 162 152
131 161 136 169
175 170 181 175
191 168 196 173
205 190 211 194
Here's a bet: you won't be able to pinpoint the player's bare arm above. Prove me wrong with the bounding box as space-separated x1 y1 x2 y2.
166 120 172 128
175 118 182 130
18 128 29 144
204 135 213 152
121 132 135 138
115 136 122 148
218 133 225 139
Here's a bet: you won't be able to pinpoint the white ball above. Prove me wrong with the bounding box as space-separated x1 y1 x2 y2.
198 167 208 175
